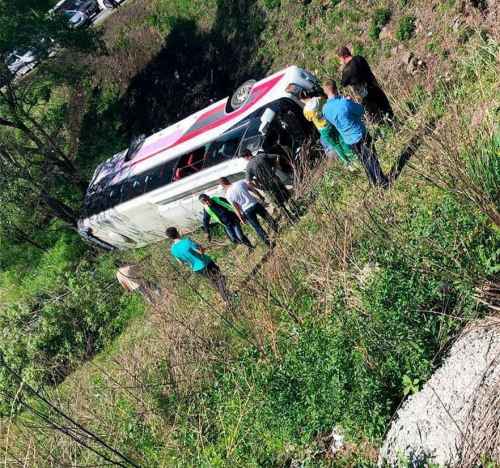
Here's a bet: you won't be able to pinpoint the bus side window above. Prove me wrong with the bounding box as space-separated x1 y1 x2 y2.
172 147 207 181
130 176 145 197
202 144 220 169
109 187 121 208
92 192 106 215
145 160 176 191
203 139 238 169
145 173 158 192
119 177 144 203
120 181 132 204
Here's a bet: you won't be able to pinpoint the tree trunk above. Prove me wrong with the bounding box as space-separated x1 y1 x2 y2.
11 224 47 252
0 117 19 128
1 92 89 192
41 191 78 227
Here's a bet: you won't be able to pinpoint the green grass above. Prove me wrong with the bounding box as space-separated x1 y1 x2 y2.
396 15 416 41
369 7 392 41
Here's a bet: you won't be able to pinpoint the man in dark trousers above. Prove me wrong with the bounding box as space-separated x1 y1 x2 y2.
220 177 278 247
338 46 394 124
199 194 254 250
323 80 389 188
243 150 299 221
166 227 231 303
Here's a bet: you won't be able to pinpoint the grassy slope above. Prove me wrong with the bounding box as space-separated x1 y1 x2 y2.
1 0 499 466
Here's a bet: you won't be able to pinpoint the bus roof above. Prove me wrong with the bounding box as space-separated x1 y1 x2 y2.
87 66 300 192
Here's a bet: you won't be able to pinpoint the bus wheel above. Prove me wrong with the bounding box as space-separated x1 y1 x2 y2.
227 80 256 112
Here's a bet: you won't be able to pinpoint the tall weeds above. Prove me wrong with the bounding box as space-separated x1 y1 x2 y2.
418 38 499 228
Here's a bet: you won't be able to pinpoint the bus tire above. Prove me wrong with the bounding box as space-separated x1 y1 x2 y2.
227 80 256 112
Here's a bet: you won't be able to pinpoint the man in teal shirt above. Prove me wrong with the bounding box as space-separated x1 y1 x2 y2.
322 79 388 188
166 227 230 302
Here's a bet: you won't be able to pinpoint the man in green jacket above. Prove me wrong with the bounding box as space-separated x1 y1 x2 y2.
199 194 254 250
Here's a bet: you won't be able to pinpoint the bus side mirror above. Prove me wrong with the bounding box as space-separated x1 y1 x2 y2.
258 108 276 135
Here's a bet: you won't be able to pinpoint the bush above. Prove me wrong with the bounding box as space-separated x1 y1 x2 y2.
263 0 280 9
396 15 416 41
0 240 144 415
369 7 392 40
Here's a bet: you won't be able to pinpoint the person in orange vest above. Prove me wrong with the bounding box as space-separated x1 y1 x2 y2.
199 194 254 250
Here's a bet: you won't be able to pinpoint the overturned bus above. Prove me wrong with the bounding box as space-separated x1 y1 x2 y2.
78 66 320 249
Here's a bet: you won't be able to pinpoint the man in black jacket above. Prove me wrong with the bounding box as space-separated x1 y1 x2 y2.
243 151 299 222
338 46 394 124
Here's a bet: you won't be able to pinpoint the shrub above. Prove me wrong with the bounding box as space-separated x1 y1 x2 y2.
369 7 392 40
263 0 280 9
0 243 144 415
396 15 416 41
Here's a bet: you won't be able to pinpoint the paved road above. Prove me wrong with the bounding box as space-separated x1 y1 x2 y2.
93 0 131 27
93 7 115 26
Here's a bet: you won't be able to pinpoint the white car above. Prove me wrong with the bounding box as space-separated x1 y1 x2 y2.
98 0 125 8
63 9 90 28
6 49 39 76
50 0 100 28
1 39 56 86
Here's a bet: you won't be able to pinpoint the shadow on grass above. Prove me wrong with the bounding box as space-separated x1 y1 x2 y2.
388 118 437 182
119 0 270 139
77 86 129 176
75 0 269 177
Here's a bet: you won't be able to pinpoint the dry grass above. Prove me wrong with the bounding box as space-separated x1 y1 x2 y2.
413 37 499 228
88 2 164 91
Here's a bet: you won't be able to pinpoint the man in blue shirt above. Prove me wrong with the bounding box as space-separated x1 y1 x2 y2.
166 227 230 302
322 80 388 188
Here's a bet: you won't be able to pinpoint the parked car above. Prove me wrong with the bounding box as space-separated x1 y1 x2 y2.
1 39 57 86
1 49 37 87
5 49 38 76
51 0 101 28
98 0 125 8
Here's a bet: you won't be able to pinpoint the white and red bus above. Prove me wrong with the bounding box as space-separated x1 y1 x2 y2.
78 66 320 249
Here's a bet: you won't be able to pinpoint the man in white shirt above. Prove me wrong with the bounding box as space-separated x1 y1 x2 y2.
220 177 278 247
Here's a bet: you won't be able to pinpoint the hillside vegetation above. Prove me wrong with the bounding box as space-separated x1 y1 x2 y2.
0 0 499 466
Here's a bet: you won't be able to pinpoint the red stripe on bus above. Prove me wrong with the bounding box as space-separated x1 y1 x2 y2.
175 73 284 146
128 72 284 169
